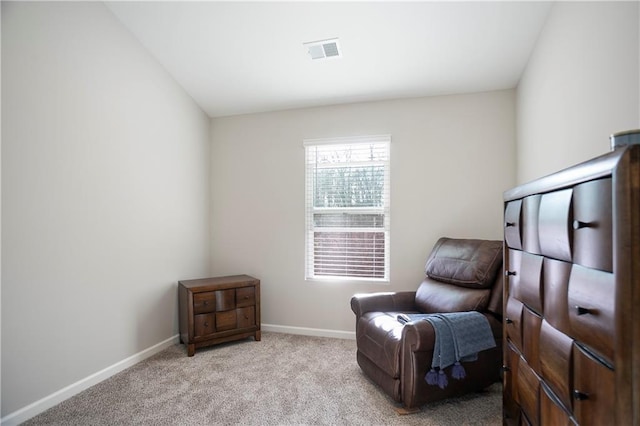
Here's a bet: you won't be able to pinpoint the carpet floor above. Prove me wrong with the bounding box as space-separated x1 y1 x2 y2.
24 332 501 425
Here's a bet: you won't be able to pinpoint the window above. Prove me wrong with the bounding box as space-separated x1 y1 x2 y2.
304 135 390 281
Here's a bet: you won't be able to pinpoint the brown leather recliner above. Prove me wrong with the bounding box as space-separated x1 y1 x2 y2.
350 237 504 412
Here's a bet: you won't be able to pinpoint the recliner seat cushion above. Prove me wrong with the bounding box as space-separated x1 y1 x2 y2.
424 238 503 289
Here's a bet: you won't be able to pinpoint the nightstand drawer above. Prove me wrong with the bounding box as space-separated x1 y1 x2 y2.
194 292 216 314
215 310 237 331
194 313 215 337
216 289 236 311
236 287 255 307
237 306 255 328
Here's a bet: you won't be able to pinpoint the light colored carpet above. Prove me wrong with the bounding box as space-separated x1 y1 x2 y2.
24 332 501 425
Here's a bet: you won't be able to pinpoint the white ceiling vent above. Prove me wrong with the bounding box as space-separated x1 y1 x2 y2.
304 38 341 60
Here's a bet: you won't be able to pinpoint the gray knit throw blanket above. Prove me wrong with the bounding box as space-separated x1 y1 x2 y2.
398 312 496 389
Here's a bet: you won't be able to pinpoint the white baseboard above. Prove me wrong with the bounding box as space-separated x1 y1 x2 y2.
262 323 355 340
0 334 179 426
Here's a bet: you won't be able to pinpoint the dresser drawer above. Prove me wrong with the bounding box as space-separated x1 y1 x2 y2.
567 265 615 363
522 195 541 254
522 307 542 374
543 258 572 334
517 359 541 426
503 342 522 424
504 200 523 250
573 344 614 426
539 319 574 410
236 287 255 307
572 178 612 272
193 292 216 314
194 313 215 337
541 382 575 426
518 252 543 315
505 249 521 299
505 297 524 353
538 188 573 262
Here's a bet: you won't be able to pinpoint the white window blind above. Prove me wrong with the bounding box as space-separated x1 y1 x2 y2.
304 135 390 281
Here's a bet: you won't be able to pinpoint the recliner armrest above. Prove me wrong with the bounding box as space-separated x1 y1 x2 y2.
402 312 502 353
350 291 417 318
401 319 436 352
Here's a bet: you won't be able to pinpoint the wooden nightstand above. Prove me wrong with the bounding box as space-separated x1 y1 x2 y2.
178 275 261 357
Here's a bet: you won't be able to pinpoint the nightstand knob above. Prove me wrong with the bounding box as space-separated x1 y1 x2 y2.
574 390 589 401
204 322 209 327
505 318 513 324
502 365 511 372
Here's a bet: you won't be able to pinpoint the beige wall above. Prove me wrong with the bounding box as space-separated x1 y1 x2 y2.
517 1 640 184
210 90 516 334
1 2 211 418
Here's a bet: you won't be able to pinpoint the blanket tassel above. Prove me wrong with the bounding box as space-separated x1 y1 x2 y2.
437 370 448 389
452 362 466 380
425 368 438 385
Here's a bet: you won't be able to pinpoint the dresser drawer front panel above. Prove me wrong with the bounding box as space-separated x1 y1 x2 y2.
543 258 572 334
517 359 541 426
538 189 573 262
539 319 574 410
567 264 615 363
237 306 255 328
522 195 542 254
193 292 216 314
504 200 523 250
541 383 575 426
522 307 542 374
236 287 256 308
215 310 238 331
506 297 524 352
573 344 614 425
215 289 236 311
518 252 544 315
194 313 215 337
504 343 522 423
506 249 521 299
572 178 612 272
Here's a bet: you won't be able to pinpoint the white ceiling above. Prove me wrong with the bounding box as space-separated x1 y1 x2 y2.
105 1 552 118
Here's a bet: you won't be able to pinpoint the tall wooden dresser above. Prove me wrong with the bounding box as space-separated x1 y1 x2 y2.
502 133 640 425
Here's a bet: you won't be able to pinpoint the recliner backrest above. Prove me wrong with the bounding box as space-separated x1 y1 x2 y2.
415 237 503 316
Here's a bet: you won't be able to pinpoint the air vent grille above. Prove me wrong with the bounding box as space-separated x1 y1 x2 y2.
303 38 341 60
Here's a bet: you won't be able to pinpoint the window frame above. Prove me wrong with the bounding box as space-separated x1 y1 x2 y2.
304 135 391 282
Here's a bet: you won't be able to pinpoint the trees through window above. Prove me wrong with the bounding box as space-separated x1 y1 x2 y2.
304 136 390 281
